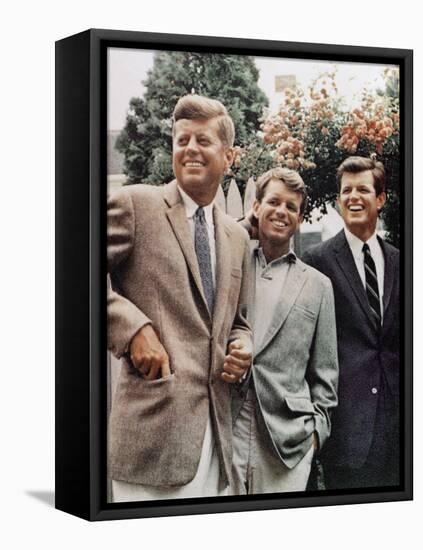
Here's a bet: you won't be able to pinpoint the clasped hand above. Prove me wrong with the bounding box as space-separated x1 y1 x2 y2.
221 339 252 384
130 327 251 383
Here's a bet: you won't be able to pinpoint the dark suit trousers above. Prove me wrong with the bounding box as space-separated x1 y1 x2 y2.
324 368 400 490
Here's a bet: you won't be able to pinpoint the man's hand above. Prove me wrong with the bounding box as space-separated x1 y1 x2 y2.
129 324 171 380
243 208 259 240
221 339 252 384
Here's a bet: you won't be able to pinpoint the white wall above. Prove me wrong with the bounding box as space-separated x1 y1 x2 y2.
1 1 420 548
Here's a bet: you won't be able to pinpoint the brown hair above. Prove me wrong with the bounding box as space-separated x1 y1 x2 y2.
337 156 386 196
255 167 308 215
172 94 235 147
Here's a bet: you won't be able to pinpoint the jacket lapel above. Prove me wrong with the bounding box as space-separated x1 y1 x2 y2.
247 241 258 326
334 230 379 332
380 237 395 315
163 181 209 314
254 260 307 357
237 242 258 393
212 207 232 332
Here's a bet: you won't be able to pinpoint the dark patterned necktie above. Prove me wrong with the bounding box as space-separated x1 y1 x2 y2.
362 243 381 326
195 207 214 313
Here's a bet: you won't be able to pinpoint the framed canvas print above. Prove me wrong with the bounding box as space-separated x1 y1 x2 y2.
55 28 413 521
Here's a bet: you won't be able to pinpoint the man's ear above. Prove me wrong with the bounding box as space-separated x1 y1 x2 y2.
376 191 386 212
224 147 234 171
252 199 261 220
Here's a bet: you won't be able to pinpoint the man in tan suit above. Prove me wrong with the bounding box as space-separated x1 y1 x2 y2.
108 95 252 502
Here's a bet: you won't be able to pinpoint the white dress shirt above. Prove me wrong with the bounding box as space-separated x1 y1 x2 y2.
177 185 216 288
344 227 385 322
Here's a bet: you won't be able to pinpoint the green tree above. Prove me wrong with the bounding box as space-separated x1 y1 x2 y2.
116 51 268 185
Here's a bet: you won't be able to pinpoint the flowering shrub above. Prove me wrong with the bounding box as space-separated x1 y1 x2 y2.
230 68 400 246
336 92 399 156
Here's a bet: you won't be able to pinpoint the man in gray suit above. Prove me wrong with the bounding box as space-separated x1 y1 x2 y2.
108 95 252 502
232 168 339 494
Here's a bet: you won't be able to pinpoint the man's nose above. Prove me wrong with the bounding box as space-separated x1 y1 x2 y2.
186 136 199 153
275 203 288 215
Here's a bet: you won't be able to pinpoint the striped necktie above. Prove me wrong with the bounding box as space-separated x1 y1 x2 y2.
194 207 214 314
362 243 381 326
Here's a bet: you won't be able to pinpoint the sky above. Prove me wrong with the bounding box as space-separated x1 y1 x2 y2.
108 47 396 130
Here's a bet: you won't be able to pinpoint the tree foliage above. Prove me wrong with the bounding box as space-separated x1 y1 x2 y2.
116 57 400 247
116 51 268 185
230 68 400 247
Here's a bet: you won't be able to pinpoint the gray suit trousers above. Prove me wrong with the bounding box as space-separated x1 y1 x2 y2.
231 389 314 495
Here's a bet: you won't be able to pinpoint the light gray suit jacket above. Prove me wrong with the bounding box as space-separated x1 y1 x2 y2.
108 181 252 487
233 248 339 469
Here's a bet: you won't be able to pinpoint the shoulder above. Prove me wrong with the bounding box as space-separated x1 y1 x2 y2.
218 210 250 243
380 237 399 257
379 239 400 277
297 258 334 291
302 231 342 265
110 183 164 201
308 232 342 256
108 183 166 212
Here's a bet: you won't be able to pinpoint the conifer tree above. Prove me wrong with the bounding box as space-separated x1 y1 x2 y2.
116 51 268 184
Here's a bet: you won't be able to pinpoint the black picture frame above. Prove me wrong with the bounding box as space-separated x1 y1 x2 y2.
55 28 413 521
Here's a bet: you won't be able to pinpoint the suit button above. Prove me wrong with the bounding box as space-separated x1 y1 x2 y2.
371 387 378 394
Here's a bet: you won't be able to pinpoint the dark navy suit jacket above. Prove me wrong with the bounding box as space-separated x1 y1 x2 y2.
302 229 400 469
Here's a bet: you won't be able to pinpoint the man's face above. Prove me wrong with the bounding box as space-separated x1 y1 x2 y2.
172 118 233 206
253 179 303 254
338 170 386 240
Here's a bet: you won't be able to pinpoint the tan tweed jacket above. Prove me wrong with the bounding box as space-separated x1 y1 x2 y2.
107 180 252 486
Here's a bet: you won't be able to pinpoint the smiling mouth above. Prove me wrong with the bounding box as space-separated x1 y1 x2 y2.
183 162 205 168
348 205 364 212
271 220 288 228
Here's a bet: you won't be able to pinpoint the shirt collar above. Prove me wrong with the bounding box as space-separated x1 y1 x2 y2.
177 184 214 226
344 227 380 259
255 245 297 268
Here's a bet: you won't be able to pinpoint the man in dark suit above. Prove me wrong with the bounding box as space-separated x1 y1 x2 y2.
302 156 400 489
